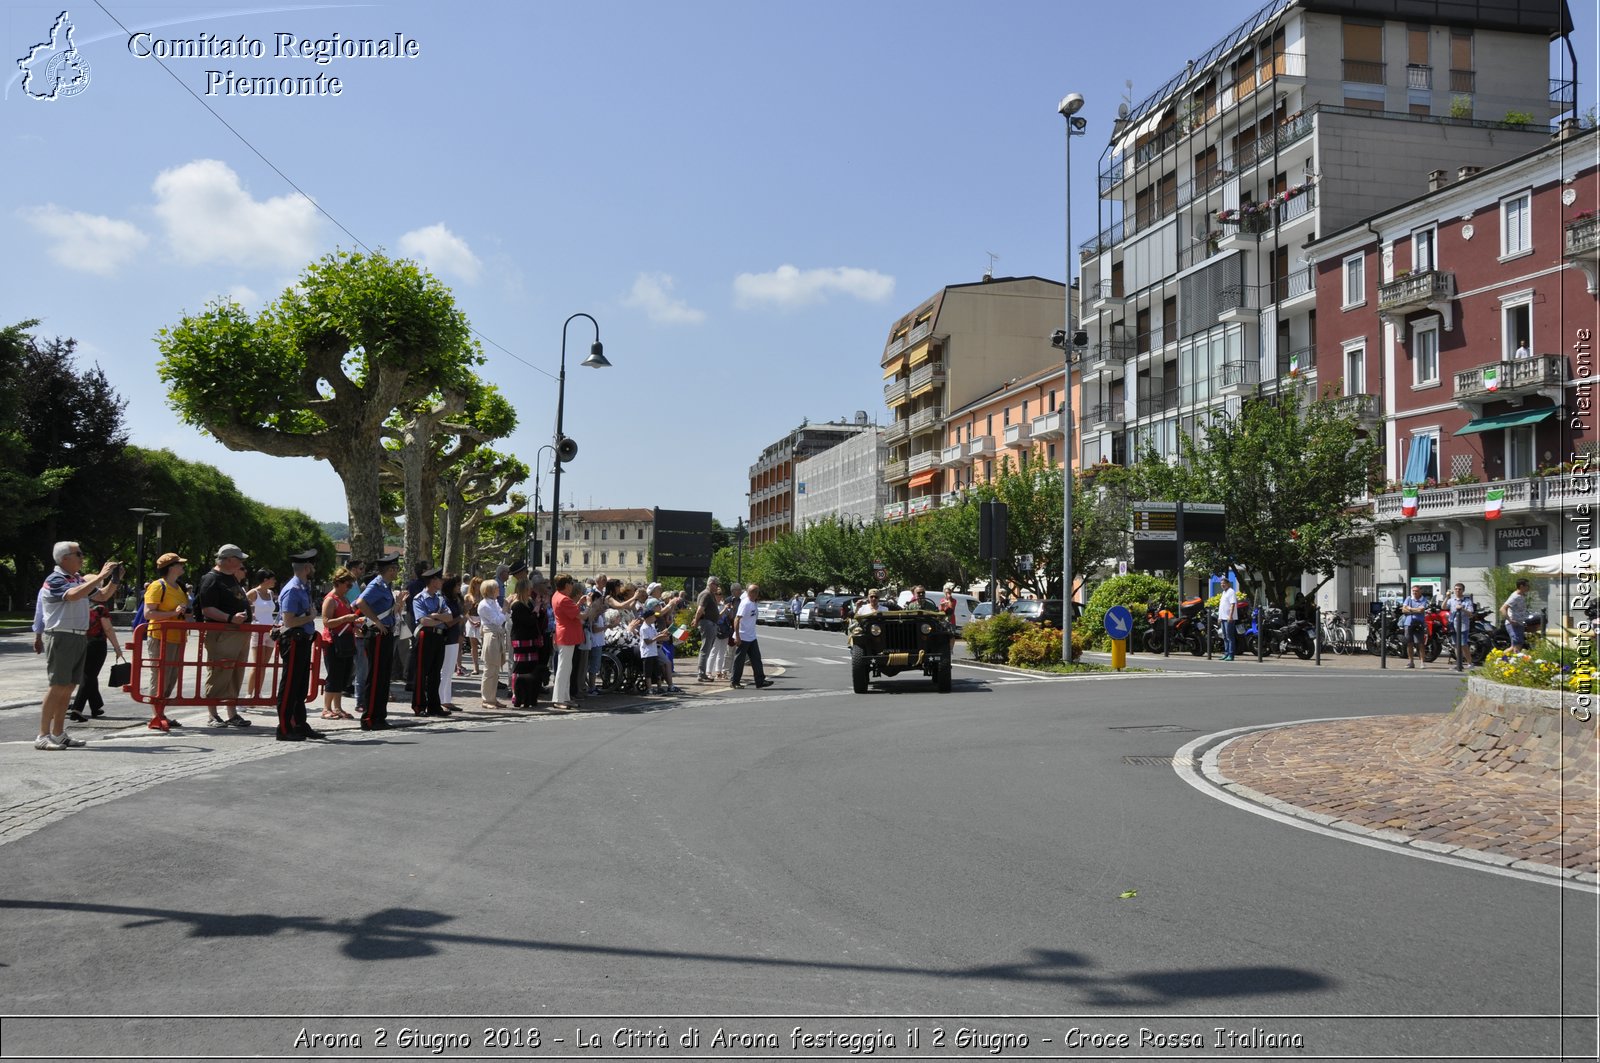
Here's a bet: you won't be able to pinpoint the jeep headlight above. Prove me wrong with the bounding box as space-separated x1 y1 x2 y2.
920 622 933 635
869 623 883 637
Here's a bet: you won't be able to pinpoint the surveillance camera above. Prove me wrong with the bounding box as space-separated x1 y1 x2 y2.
1058 93 1085 117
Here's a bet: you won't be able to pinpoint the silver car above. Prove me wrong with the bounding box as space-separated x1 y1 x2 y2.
755 600 792 625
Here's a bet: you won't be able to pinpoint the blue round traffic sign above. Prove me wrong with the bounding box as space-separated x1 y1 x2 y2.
1104 604 1134 641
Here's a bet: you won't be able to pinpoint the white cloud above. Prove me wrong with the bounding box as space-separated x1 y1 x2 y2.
398 222 482 283
19 204 148 276
152 159 321 269
733 264 895 309
622 272 706 325
225 284 259 306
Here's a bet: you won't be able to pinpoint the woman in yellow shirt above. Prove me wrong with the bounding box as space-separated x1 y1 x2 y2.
142 553 190 730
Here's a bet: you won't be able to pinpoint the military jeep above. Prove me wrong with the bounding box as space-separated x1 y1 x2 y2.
847 603 955 693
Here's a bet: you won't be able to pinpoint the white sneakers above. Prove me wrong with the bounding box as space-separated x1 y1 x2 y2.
33 732 87 751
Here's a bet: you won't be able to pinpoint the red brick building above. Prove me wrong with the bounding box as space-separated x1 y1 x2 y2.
1309 123 1598 612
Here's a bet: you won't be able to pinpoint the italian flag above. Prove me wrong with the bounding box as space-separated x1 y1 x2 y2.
1401 487 1419 518
1483 365 1499 392
1485 487 1505 520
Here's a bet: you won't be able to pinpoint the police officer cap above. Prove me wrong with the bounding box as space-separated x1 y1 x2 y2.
422 566 443 580
290 548 317 564
376 554 401 570
507 560 529 576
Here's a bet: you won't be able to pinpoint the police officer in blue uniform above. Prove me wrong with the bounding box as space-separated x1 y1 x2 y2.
354 554 401 730
410 567 451 717
274 549 324 741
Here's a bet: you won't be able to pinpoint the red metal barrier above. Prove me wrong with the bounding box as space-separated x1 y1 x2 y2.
124 621 324 719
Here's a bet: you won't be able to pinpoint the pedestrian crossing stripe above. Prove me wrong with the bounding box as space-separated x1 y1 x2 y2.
763 658 795 667
807 656 842 665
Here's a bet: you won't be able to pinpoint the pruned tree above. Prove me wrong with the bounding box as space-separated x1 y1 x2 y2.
156 249 479 564
441 447 530 574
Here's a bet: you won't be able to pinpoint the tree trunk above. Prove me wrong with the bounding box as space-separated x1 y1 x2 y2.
400 420 433 569
330 447 385 570
442 481 464 575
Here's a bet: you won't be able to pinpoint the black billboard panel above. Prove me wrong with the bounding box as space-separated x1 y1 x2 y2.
652 508 714 578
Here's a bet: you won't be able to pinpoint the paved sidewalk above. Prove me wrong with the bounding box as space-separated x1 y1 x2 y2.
1211 714 1597 883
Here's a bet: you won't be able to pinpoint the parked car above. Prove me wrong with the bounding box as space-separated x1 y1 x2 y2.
1004 599 1082 627
755 600 792 625
796 599 816 626
971 601 994 622
811 593 855 631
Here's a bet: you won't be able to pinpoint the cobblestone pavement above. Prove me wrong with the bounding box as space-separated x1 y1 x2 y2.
1213 714 1598 883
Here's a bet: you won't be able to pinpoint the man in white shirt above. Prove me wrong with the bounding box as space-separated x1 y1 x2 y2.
1217 584 1238 661
729 583 772 689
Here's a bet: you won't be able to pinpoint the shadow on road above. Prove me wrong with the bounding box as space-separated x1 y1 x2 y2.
0 899 1332 1004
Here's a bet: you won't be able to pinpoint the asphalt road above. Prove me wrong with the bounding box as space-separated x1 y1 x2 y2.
0 623 1593 1061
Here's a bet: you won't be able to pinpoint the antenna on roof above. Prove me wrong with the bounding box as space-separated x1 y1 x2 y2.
984 251 999 280
1122 79 1134 112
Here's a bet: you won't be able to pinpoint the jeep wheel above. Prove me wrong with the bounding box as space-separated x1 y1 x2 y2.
850 647 870 694
934 654 952 693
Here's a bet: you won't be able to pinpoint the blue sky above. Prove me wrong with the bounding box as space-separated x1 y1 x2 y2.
5 0 1595 534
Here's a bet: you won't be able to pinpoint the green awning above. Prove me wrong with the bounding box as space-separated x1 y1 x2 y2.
1453 407 1558 436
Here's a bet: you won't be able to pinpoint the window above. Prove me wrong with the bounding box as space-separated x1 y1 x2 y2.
636 551 644 565
1503 299 1531 359
1507 426 1535 479
1048 390 1057 412
1343 254 1365 307
1048 443 1057 464
600 552 608 566
1022 399 1030 422
583 528 591 540
1413 227 1436 272
1412 322 1440 386
985 414 993 436
637 528 645 539
1003 407 1011 427
1408 431 1440 483
984 459 994 481
1342 19 1384 83
1343 343 1366 395
1501 192 1531 257
562 550 571 564
583 551 590 565
601 527 608 540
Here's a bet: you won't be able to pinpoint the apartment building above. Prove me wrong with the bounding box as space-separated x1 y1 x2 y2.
1309 124 1598 615
793 426 889 528
938 365 1069 510
879 275 1065 521
534 507 655 583
748 419 878 545
1078 0 1573 475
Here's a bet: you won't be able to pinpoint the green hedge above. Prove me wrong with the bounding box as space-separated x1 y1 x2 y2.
962 613 1029 662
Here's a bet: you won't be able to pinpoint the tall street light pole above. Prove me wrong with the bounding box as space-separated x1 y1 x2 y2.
129 507 152 593
549 313 610 575
529 443 555 571
1058 92 1088 665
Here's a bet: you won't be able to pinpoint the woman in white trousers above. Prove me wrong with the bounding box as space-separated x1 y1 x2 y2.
475 580 508 708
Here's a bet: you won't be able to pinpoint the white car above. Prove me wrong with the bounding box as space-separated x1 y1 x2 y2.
755 600 792 625
895 590 980 632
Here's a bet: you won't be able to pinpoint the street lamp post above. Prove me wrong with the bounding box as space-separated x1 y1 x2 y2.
734 518 748 586
549 313 610 575
1058 92 1088 665
529 443 556 571
129 507 153 593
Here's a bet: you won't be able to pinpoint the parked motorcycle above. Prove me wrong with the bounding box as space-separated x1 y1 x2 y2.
1141 598 1209 656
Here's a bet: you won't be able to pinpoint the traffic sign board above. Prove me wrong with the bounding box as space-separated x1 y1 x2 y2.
1104 605 1134 641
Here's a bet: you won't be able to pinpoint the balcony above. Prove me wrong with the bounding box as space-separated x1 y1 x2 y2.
883 458 909 483
884 376 910 407
1233 111 1314 174
1274 266 1316 310
908 494 937 516
882 334 906 363
1136 391 1178 418
1085 402 1125 431
1374 473 1585 521
908 361 946 396
907 320 932 347
1084 336 1134 372
883 501 906 522
1450 69 1474 94
909 450 940 475
1216 283 1261 324
1377 269 1455 330
883 419 910 445
1216 210 1272 251
1565 215 1600 293
1219 360 1259 395
908 405 944 434
942 490 968 509
1004 421 1033 448
1031 410 1064 440
1327 392 1379 428
1453 355 1566 406
941 443 967 467
1406 64 1432 91
968 434 997 459
1087 280 1126 310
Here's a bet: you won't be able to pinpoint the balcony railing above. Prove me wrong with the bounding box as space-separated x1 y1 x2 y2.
1004 422 1033 447
1450 69 1475 94
1234 110 1314 172
1327 392 1379 425
907 320 932 346
884 376 910 405
1374 473 1584 521
883 459 908 482
1275 266 1315 302
909 450 940 474
968 435 997 458
1453 355 1566 402
1552 77 1577 110
908 494 937 516
1136 391 1179 418
1405 64 1432 90
1086 336 1134 369
1377 269 1456 315
908 362 946 393
1079 217 1126 257
1031 410 1064 439
882 334 906 361
883 501 906 522
941 443 967 467
1085 402 1125 429
1567 216 1600 257
1216 283 1262 317
883 419 910 445
908 405 944 433
1342 59 1385 84
1221 361 1260 389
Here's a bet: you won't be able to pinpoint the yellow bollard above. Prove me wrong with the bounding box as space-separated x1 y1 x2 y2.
1111 637 1126 671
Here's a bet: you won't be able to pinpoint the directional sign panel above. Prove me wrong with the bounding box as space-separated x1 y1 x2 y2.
1132 507 1178 541
1104 604 1134 641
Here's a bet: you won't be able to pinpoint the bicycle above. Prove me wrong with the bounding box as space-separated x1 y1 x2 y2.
1319 610 1353 655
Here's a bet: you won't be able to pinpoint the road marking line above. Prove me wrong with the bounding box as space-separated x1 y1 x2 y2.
807 656 842 665
1173 718 1598 894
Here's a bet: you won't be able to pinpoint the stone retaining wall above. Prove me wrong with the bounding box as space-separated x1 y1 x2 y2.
1405 677 1597 792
